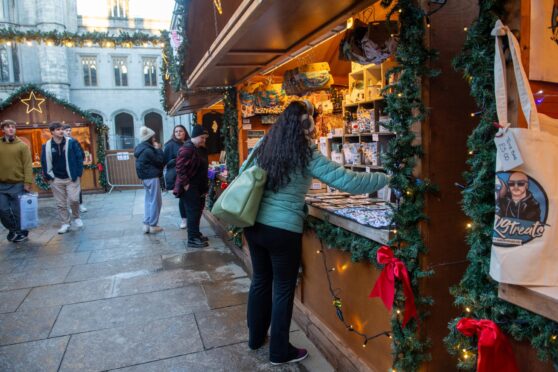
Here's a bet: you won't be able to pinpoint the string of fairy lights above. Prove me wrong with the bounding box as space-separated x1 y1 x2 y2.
316 241 392 348
0 29 164 49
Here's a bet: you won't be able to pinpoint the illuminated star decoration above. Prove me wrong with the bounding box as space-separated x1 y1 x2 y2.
21 91 46 114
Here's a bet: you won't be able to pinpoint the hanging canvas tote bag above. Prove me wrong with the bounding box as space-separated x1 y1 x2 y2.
211 147 267 227
490 20 558 286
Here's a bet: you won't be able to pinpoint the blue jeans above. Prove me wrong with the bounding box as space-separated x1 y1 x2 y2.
142 178 162 226
244 223 302 362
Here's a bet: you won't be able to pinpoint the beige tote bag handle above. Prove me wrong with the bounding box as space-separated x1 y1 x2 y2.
492 19 541 132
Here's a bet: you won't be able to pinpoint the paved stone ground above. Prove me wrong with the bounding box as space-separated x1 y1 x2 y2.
0 190 333 372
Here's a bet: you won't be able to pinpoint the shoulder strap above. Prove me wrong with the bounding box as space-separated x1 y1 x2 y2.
492 19 540 131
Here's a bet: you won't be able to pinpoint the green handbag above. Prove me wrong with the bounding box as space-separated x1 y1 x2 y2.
211 149 267 227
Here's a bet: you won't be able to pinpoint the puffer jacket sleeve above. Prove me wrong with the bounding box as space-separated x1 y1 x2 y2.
147 146 165 170
308 148 388 194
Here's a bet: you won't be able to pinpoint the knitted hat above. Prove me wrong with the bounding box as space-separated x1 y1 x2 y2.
191 125 208 138
140 126 155 142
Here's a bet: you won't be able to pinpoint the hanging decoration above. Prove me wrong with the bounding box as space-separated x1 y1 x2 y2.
444 0 558 369
33 167 50 191
20 91 46 114
456 318 519 372
369 245 417 327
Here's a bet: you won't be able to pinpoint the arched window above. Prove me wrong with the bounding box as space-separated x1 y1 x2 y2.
114 112 134 149
144 112 163 143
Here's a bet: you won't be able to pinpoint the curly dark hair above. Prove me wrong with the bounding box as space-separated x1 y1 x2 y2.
254 101 314 192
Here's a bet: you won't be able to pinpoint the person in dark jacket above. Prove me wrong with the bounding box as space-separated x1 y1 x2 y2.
173 125 209 248
497 171 541 222
63 124 88 213
134 126 165 234
41 122 85 234
164 125 189 228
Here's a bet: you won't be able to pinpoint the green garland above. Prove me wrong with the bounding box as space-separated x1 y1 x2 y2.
377 0 439 370
160 0 190 113
444 0 558 369
0 84 109 189
33 167 50 191
306 217 383 263
223 87 240 181
220 87 242 247
0 28 162 48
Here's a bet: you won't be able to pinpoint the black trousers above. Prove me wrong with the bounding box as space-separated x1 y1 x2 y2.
183 187 205 239
244 222 302 363
0 183 27 235
178 194 187 219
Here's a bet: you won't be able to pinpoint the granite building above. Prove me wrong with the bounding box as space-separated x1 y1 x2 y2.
0 0 189 149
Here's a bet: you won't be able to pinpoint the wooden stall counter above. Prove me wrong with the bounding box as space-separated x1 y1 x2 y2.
296 204 393 371
205 199 394 371
499 284 558 323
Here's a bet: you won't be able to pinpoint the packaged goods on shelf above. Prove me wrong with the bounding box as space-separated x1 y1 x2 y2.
334 206 393 229
362 142 378 166
343 143 362 165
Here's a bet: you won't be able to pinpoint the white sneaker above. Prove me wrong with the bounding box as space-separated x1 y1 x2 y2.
149 226 164 234
79 205 88 213
73 218 84 228
180 219 187 229
58 224 70 234
143 224 150 233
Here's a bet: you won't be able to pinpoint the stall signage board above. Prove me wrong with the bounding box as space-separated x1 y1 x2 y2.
117 152 130 161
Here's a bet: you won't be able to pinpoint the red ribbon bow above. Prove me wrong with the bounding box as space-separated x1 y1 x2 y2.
369 245 417 327
456 318 518 372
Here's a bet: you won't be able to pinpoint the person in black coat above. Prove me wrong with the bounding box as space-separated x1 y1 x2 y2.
173 125 209 248
164 125 189 229
134 126 165 234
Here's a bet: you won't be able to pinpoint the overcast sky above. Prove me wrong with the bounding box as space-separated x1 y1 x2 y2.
77 0 175 21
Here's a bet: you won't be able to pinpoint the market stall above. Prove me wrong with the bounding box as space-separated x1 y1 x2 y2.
0 85 108 193
165 0 557 370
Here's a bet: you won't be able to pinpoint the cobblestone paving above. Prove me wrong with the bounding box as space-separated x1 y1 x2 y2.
0 190 332 372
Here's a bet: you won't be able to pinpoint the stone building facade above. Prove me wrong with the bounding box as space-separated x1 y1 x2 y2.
0 0 190 149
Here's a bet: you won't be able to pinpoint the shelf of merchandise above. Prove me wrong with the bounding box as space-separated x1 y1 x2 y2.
330 132 395 139
343 164 384 170
307 205 390 244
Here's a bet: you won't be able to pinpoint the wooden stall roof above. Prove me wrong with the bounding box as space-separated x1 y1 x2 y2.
169 89 224 116
0 86 92 126
169 0 373 114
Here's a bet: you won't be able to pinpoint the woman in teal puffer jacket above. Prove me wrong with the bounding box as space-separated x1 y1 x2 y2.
243 100 388 365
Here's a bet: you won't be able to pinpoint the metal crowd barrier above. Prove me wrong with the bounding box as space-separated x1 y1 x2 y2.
105 151 143 193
